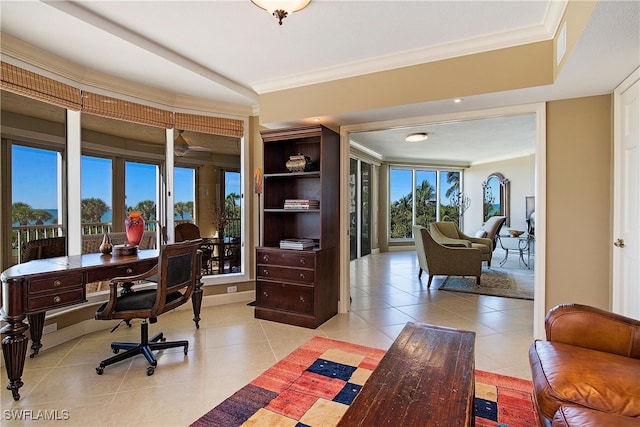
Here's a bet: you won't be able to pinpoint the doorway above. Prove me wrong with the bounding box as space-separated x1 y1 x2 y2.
339 103 547 338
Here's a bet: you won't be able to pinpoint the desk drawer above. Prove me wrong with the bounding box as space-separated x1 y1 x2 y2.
257 249 315 269
86 261 155 282
28 287 85 312
256 281 314 315
29 274 83 294
257 265 314 284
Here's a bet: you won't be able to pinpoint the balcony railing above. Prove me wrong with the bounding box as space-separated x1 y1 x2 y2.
10 221 160 265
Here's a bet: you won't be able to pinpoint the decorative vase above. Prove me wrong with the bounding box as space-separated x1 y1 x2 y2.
99 233 113 254
125 212 145 246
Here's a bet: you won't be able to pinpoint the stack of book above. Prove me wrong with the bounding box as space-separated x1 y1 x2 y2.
284 199 319 210
279 238 316 250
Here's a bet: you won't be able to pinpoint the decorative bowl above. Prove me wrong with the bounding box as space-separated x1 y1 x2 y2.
508 229 525 237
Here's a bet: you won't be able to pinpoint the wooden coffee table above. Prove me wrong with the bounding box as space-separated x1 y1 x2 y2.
338 322 476 426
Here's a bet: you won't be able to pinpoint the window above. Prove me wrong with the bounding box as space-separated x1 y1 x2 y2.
389 167 463 240
224 170 241 238
125 161 159 231
81 155 112 234
389 168 413 238
174 167 195 222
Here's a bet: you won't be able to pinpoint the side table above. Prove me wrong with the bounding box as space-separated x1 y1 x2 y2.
497 234 534 268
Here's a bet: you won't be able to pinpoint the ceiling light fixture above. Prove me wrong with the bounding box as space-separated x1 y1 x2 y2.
405 132 428 142
454 98 463 103
252 0 311 25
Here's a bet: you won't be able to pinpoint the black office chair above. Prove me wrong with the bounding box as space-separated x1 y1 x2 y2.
94 239 201 376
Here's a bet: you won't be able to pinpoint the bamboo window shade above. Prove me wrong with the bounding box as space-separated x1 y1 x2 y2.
1 62 82 110
81 91 173 129
175 112 244 138
1 62 244 134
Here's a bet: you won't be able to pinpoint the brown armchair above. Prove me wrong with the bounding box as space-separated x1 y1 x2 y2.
94 240 201 376
175 222 202 242
430 221 494 266
413 225 482 288
529 304 640 426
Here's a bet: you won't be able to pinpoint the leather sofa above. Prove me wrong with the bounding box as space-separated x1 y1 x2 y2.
529 303 640 426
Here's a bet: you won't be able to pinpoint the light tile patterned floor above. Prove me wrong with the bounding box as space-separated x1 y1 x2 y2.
1 250 534 426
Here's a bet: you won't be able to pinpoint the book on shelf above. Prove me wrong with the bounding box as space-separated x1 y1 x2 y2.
284 199 319 209
279 238 316 250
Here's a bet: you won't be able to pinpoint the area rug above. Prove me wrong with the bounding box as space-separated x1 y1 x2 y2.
439 267 534 300
191 336 538 427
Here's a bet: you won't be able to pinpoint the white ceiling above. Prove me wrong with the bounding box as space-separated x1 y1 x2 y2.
1 0 638 163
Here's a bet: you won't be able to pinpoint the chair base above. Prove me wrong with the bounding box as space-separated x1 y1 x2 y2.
96 320 188 376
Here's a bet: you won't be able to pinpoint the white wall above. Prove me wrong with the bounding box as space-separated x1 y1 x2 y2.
463 155 535 235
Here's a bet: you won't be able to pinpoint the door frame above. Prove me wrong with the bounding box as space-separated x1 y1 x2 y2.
612 68 640 317
339 102 547 339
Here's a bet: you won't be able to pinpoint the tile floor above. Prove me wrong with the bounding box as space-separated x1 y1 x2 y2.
1 250 534 426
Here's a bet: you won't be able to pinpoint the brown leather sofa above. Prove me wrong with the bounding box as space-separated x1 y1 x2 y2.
529 303 640 426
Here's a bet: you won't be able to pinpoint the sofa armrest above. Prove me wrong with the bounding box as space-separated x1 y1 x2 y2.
546 303 640 359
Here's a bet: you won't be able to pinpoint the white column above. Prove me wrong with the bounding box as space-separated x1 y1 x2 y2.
66 110 82 255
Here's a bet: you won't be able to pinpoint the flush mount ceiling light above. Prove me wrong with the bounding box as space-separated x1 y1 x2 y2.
252 0 311 25
405 132 429 142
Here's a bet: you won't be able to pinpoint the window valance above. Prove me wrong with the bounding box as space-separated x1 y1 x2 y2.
2 62 244 137
1 62 82 110
81 91 173 129
175 112 244 138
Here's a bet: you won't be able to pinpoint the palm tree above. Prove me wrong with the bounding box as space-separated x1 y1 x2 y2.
174 202 188 220
132 200 156 221
445 172 460 199
12 202 33 225
81 198 109 223
32 209 54 225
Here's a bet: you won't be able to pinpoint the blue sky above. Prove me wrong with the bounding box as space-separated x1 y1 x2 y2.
12 145 239 210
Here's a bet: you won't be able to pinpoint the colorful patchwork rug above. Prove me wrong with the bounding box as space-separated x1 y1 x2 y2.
191 336 538 427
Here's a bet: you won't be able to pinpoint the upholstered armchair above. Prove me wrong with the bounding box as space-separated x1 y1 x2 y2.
477 215 507 250
430 221 494 267
413 225 482 288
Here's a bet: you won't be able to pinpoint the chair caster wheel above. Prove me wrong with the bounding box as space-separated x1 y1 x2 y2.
96 367 104 375
146 367 155 376
112 348 119 354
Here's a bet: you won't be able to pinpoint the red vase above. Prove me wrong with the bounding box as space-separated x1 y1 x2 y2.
125 212 145 246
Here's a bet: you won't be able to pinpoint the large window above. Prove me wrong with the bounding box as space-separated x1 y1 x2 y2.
224 170 241 238
390 167 463 240
81 155 112 234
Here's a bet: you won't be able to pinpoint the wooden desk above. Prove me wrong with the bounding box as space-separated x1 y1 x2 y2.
1 250 203 401
338 322 476 427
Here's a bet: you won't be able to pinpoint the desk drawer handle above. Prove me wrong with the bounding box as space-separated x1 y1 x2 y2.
263 255 270 262
263 269 269 276
299 273 305 279
53 280 61 287
263 291 269 298
126 268 133 274
299 295 305 303
53 296 61 304
299 258 306 265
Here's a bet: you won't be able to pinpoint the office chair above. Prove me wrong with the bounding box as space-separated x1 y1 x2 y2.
94 239 201 376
